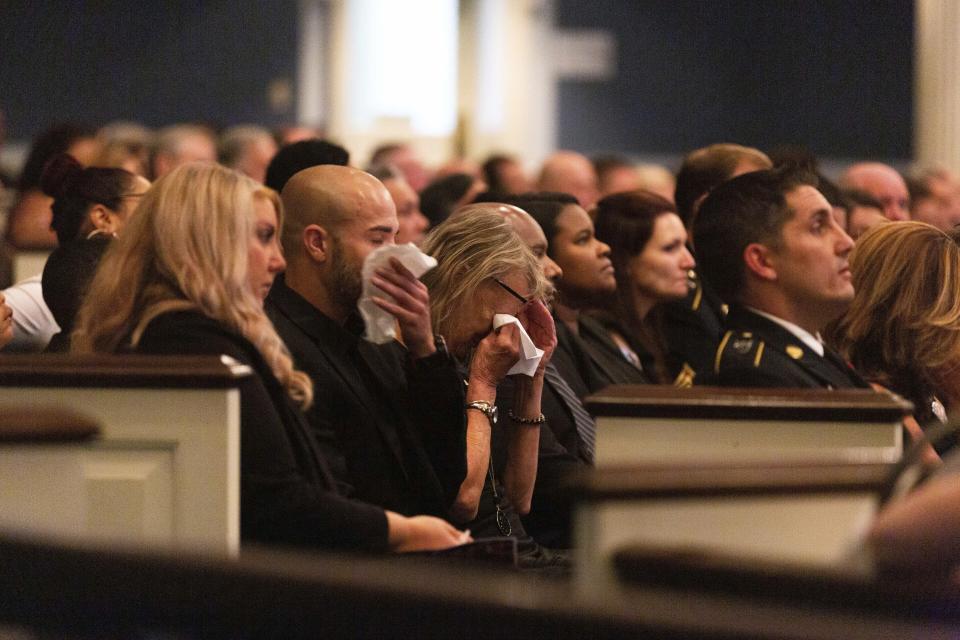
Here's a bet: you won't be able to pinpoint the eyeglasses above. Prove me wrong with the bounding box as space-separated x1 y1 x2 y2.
493 278 532 305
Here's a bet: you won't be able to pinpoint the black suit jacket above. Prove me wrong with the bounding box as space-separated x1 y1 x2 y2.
576 314 649 387
266 277 467 518
710 306 870 389
136 310 389 551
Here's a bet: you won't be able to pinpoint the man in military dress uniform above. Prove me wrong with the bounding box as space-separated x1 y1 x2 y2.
692 167 869 389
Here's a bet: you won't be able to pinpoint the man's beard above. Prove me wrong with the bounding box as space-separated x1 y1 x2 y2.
327 235 363 312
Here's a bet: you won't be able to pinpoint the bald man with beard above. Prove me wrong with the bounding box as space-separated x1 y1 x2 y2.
266 165 468 523
840 162 910 222
537 151 600 210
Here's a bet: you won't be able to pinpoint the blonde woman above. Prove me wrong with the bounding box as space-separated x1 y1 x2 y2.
828 221 960 460
72 163 467 553
421 208 567 567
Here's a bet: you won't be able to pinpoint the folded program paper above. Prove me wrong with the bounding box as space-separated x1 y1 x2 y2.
359 243 438 344
492 314 544 377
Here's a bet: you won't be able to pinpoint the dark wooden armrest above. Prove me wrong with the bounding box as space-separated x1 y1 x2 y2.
0 353 251 388
585 385 913 421
613 544 960 618
0 406 100 442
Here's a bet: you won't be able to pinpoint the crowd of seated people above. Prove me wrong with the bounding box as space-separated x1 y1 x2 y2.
3 118 960 578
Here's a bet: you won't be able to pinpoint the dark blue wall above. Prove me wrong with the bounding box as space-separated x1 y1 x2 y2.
2 1 915 160
556 0 914 161
1 1 300 140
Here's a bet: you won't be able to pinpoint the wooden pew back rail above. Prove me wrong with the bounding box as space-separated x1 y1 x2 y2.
585 385 912 465
570 462 891 593
0 354 249 555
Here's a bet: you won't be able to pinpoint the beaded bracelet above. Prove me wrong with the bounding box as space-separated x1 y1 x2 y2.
507 409 546 425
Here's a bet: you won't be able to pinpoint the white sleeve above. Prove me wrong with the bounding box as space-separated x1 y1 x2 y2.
3 275 59 352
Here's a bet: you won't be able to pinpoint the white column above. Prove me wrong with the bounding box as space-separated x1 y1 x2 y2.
297 0 329 127
458 0 556 168
915 0 960 171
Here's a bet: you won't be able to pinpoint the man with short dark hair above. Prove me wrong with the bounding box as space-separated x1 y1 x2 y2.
264 138 349 193
693 167 868 389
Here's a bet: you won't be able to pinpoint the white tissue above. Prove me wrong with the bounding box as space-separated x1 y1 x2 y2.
492 314 544 377
359 243 438 344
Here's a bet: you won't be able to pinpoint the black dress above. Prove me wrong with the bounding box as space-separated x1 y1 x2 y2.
134 309 390 552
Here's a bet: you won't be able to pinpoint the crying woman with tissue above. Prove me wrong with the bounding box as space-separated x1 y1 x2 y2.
421 206 569 570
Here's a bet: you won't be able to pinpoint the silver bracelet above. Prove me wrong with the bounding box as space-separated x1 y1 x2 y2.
507 409 546 425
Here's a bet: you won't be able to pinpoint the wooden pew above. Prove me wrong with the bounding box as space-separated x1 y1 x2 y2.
612 544 960 632
569 461 891 593
0 354 250 555
0 530 957 639
585 385 911 466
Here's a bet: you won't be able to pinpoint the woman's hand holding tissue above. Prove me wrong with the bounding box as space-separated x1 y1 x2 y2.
468 321 522 393
518 299 556 378
370 257 436 358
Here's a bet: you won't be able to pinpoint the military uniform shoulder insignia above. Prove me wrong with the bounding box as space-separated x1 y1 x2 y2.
687 270 702 311
715 330 765 372
691 282 703 311
673 363 696 388
785 345 804 360
731 334 754 354
714 330 733 374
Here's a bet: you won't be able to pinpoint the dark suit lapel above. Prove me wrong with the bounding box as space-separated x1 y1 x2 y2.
578 315 646 379
821 345 871 389
791 348 860 389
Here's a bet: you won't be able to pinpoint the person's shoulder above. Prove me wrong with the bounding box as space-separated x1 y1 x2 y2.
137 309 255 362
713 328 797 387
714 328 764 373
265 279 340 356
4 275 46 309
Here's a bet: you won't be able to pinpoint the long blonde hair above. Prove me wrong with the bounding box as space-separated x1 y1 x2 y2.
72 162 312 408
828 221 960 416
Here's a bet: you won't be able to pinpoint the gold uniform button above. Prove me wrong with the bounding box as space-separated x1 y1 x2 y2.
786 345 804 360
